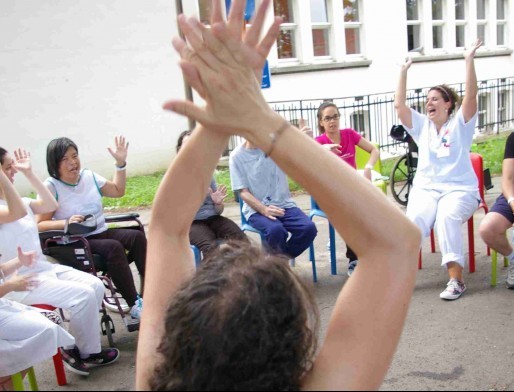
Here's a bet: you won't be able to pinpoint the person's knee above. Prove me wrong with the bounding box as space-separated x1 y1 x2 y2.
267 224 288 241
303 221 318 241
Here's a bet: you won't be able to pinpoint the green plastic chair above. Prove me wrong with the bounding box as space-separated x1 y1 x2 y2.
11 368 38 391
491 250 509 287
355 144 387 194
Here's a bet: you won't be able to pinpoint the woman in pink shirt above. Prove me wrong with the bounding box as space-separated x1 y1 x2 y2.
315 102 380 276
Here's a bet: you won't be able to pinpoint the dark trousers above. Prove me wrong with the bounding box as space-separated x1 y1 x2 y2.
190 215 248 256
347 246 358 263
87 228 147 307
248 207 318 258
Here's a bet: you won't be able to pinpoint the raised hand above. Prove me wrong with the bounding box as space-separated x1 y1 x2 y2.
465 38 483 60
12 148 33 175
209 185 227 205
16 246 36 268
107 136 129 167
401 57 413 72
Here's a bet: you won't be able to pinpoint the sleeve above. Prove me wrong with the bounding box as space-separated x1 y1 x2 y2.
314 134 326 145
92 171 107 189
401 108 425 144
504 133 514 160
349 129 362 145
229 152 248 192
211 179 217 192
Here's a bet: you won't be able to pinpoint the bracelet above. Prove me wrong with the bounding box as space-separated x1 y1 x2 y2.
508 197 514 205
364 164 374 170
264 121 290 158
115 162 127 171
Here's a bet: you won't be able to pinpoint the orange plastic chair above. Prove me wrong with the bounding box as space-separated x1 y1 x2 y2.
419 153 490 272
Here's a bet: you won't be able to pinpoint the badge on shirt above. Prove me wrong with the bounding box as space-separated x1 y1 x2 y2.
436 129 451 158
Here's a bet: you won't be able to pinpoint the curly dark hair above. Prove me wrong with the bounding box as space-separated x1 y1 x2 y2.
428 84 461 116
151 241 319 391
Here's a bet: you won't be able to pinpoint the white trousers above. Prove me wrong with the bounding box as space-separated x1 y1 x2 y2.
0 300 75 376
406 187 479 268
19 268 104 355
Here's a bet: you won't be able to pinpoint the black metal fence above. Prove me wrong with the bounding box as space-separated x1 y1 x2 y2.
225 77 514 157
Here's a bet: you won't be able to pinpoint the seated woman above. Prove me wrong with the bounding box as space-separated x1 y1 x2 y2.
314 101 380 276
37 136 145 319
0 247 75 382
0 149 118 376
136 1 421 390
176 130 247 256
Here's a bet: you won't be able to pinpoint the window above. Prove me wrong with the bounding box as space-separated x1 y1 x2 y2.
311 0 331 57
496 0 507 46
344 0 362 54
455 0 466 48
274 0 298 60
350 110 369 139
431 0 445 49
478 92 490 131
498 89 510 124
477 0 488 44
406 0 422 51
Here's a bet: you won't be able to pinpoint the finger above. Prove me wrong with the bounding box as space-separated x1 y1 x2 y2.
17 246 23 258
255 16 282 59
212 23 245 64
244 0 270 47
211 0 224 24
227 0 245 37
266 215 277 221
192 18 228 58
163 99 212 128
178 60 208 99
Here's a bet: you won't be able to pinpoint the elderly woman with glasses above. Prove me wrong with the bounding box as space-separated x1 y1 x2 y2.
314 101 380 277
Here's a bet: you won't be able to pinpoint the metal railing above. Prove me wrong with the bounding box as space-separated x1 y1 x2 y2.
224 77 514 157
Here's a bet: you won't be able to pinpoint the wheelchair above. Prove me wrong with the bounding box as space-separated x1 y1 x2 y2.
39 213 144 347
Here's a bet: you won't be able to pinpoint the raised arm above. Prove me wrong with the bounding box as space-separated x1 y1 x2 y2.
394 58 413 129
163 3 421 389
0 163 27 224
101 136 128 198
461 39 482 123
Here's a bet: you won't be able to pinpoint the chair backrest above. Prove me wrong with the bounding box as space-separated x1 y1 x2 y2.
238 194 248 226
355 144 383 174
470 152 486 203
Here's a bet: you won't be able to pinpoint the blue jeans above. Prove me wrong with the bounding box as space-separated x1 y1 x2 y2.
248 207 317 258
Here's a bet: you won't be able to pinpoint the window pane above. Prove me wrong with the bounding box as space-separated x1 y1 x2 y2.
274 0 294 23
345 28 361 54
313 29 330 56
311 0 328 22
497 0 506 19
478 24 486 43
433 26 443 48
407 25 421 51
199 0 213 25
432 0 444 20
477 0 487 19
406 0 419 20
456 25 466 47
455 0 466 19
497 25 505 45
344 0 360 22
277 30 296 58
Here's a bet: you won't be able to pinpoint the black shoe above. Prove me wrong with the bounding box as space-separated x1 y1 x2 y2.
83 348 120 368
60 347 90 376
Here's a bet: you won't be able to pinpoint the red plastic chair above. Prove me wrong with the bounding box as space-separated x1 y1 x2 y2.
31 304 68 387
419 153 490 272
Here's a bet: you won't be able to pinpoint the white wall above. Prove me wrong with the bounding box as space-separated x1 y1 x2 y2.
0 0 188 194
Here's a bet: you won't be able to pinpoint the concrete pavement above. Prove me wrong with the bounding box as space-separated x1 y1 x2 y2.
33 175 514 391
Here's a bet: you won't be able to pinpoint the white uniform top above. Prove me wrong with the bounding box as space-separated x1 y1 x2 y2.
45 169 108 237
403 107 479 195
0 198 72 302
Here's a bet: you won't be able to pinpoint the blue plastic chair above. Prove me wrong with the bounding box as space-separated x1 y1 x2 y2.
190 245 202 268
308 198 337 276
238 195 317 282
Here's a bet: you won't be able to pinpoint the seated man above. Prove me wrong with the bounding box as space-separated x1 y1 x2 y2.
480 132 514 288
229 139 317 259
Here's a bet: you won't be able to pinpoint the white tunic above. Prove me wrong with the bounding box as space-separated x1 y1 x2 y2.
45 169 108 236
0 299 75 376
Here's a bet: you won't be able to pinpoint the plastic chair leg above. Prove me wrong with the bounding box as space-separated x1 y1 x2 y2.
328 224 337 276
491 249 509 287
11 373 24 391
52 352 67 386
430 230 436 253
27 368 38 391
418 249 422 270
468 218 475 273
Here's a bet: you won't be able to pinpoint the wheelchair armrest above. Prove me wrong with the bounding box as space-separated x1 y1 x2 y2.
104 213 141 223
39 230 67 241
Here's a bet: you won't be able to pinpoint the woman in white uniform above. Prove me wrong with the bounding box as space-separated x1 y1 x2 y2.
0 147 119 376
394 39 483 300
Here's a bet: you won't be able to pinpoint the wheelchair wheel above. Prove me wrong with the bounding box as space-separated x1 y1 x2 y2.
101 313 116 347
390 154 416 207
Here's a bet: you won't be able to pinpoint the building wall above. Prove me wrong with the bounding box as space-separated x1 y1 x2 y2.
0 0 188 194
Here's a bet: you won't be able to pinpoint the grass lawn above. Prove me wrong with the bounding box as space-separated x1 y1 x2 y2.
103 131 511 210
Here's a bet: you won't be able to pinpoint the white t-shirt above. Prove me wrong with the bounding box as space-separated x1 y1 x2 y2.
403 108 479 195
45 169 108 236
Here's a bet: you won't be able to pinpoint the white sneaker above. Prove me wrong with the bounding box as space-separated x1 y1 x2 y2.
347 260 358 277
103 297 130 313
506 263 514 289
130 296 143 320
440 279 466 300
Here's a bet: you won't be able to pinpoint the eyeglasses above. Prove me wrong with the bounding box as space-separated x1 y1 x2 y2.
322 114 340 122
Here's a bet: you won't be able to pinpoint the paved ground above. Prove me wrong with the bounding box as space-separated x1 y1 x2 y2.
32 175 514 391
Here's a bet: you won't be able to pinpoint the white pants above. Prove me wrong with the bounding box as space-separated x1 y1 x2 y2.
406 187 479 268
0 300 75 376
19 269 104 355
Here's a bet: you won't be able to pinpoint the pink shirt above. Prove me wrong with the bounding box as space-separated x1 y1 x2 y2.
315 128 362 169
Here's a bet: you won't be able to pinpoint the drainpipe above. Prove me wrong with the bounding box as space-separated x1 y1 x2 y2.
176 0 195 130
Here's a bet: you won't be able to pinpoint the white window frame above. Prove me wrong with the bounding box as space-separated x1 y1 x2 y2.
454 0 468 48
476 0 489 45
342 0 363 56
431 0 447 50
496 0 508 46
406 0 424 53
477 91 490 131
310 0 333 60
